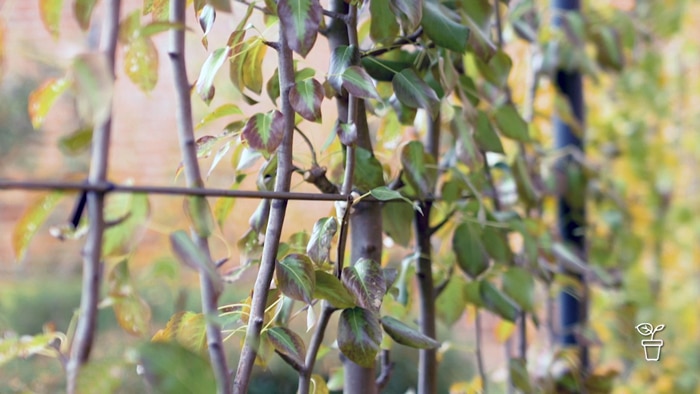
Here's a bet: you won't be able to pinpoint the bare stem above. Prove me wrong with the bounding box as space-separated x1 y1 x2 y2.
232 15 296 394
169 1 231 392
66 1 120 392
298 303 335 393
475 309 488 393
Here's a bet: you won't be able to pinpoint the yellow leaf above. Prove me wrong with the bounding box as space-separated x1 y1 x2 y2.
124 36 159 92
494 320 516 343
39 0 63 39
12 191 65 262
311 374 330 394
28 78 70 129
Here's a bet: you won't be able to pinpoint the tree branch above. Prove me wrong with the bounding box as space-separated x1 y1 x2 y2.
428 208 456 236
298 303 336 393
361 27 424 58
475 309 488 393
233 14 296 394
168 1 231 393
66 1 120 392
375 349 394 391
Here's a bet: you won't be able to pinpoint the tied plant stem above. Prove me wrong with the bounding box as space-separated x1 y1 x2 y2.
232 14 296 394
168 0 231 392
66 1 120 393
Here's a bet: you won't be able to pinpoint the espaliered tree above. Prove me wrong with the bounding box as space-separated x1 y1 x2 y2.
2 0 660 393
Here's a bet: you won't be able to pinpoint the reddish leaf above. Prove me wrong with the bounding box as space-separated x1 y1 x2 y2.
267 326 306 371
306 217 338 266
289 78 323 122
277 0 322 57
337 307 382 368
341 66 381 100
12 191 64 262
242 111 285 155
275 253 315 303
342 258 386 313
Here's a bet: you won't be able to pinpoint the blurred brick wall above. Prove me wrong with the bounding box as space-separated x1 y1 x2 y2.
0 0 335 272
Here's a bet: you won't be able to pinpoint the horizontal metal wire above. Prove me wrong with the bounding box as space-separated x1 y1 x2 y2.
0 179 352 201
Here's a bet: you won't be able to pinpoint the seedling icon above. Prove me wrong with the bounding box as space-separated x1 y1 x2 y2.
635 323 665 361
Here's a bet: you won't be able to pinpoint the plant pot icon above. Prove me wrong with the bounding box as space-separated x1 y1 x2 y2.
641 339 663 361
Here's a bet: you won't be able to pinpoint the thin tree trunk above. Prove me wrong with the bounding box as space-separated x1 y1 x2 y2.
169 1 231 392
66 1 120 392
233 16 296 394
415 113 440 394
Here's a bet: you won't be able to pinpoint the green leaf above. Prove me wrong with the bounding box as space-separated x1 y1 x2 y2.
277 0 322 57
421 0 469 53
511 153 539 207
337 307 382 367
400 140 438 199
509 358 533 392
592 26 624 71
362 56 413 82
267 326 306 371
139 21 186 38
102 193 150 257
370 0 399 44
70 53 114 126
480 280 520 322
242 111 285 155
392 69 440 117
461 0 495 60
152 311 207 355
370 186 414 207
342 66 381 100
381 316 439 349
184 196 215 238
266 68 281 103
314 270 356 309
169 230 223 294
124 36 159 92
28 78 70 129
207 0 231 12
138 342 217 394
342 258 386 313
76 358 126 394
0 332 65 367
306 217 338 266
195 46 231 104
73 0 98 30
452 222 489 279
12 191 64 262
502 267 535 313
493 103 529 142
389 0 422 32
108 260 152 336
39 0 63 38
436 274 467 326
228 31 248 92
475 50 512 87
58 127 93 156
289 78 324 122
382 202 413 247
196 103 243 130
481 226 512 264
242 40 267 94
353 147 385 191
463 279 483 307
474 110 504 153
276 253 315 303
328 45 359 91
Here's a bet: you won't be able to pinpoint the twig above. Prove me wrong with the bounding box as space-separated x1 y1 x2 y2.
375 349 394 391
169 1 231 392
66 1 120 393
322 8 349 22
233 14 296 394
361 27 424 58
232 0 272 15
475 309 488 393
433 264 454 298
428 208 456 236
298 303 335 393
294 126 319 166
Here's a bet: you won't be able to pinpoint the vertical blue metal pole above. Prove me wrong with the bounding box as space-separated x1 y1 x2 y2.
551 0 588 370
